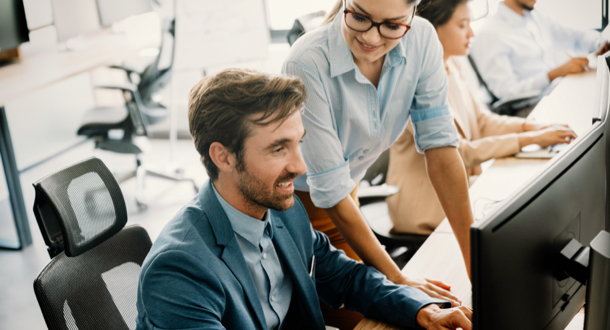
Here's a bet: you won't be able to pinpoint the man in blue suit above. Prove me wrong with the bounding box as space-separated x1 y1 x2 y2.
135 68 472 330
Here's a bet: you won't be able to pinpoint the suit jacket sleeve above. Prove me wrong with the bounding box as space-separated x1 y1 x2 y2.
138 250 227 330
311 228 447 328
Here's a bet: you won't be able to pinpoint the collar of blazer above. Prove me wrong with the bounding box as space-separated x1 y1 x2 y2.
198 180 325 329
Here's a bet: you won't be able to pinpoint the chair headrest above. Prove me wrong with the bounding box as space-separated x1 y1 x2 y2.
32 157 128 258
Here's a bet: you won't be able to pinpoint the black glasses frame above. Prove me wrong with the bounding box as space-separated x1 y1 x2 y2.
342 2 416 40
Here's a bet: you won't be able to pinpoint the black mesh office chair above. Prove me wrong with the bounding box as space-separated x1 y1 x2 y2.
358 150 429 268
32 157 152 330
467 55 540 115
77 18 197 210
286 10 326 46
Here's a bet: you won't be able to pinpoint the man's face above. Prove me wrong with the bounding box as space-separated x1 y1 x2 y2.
233 110 307 216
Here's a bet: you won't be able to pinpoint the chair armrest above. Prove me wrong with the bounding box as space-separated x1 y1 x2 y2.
357 184 399 206
491 92 542 115
109 65 140 76
93 83 137 93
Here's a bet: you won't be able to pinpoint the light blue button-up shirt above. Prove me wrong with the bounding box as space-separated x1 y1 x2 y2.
470 3 603 103
282 14 459 208
212 185 293 330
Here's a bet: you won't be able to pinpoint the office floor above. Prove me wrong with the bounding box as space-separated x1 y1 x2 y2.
0 138 208 330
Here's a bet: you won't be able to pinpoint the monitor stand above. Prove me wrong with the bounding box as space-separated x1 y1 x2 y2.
560 230 610 329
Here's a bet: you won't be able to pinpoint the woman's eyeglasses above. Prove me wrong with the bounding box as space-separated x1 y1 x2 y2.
343 3 416 40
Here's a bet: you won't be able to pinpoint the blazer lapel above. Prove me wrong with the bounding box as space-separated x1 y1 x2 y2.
271 215 326 329
199 181 267 330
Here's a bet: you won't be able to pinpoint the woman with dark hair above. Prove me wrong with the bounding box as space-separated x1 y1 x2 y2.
386 0 576 235
282 0 473 327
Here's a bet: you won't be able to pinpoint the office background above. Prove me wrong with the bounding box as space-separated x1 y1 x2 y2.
0 0 605 329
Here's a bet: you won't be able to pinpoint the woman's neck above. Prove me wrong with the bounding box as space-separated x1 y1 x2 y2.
354 56 384 88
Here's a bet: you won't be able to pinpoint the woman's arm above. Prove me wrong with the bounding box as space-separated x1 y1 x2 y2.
424 147 474 278
324 196 462 306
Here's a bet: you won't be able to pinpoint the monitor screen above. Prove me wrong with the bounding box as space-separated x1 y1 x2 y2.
471 118 606 329
0 0 29 51
96 0 152 27
50 0 100 42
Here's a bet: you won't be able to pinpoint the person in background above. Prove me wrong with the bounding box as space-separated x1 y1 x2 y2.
135 68 473 330
282 0 471 326
470 0 609 115
386 0 577 235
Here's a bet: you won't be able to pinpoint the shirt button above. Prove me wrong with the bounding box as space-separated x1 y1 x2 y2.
358 155 364 160
363 149 369 154
262 253 267 259
271 295 275 301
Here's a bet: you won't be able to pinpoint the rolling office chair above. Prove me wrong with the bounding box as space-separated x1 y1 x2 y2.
286 10 326 46
77 18 197 210
358 150 429 268
32 157 152 330
466 55 540 115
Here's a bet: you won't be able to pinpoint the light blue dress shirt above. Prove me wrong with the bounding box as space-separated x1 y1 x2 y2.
470 3 603 103
282 14 459 208
212 185 293 330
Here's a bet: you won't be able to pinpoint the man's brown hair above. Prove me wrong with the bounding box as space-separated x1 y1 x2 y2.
188 68 306 181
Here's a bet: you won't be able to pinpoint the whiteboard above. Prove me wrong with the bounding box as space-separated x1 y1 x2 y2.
174 0 270 71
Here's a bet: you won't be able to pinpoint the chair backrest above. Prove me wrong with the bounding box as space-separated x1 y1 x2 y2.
467 54 500 105
32 157 152 330
286 11 326 46
125 18 176 137
361 149 390 186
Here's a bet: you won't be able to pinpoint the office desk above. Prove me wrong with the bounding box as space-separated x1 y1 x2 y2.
355 70 597 330
0 27 158 248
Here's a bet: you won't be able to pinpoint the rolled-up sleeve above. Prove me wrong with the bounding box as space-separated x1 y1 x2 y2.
283 61 356 208
409 34 459 153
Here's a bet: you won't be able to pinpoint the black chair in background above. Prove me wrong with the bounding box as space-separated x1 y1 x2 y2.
32 157 152 330
358 150 429 269
286 10 326 46
77 18 197 210
466 55 540 116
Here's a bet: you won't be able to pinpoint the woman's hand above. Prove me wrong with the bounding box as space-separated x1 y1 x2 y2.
397 276 462 307
518 125 577 148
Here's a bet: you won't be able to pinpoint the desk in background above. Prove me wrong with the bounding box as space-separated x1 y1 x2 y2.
0 27 158 249
355 70 597 330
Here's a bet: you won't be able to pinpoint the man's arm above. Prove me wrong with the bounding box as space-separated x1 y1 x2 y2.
323 197 461 306
424 147 474 278
311 227 472 329
138 250 227 330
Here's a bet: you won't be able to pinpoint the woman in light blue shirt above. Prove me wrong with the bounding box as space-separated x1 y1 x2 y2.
283 0 473 311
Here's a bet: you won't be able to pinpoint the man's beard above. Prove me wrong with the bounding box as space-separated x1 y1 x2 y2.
518 1 534 11
236 165 299 212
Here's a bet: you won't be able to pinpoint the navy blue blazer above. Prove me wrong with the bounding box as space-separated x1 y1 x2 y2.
135 180 445 330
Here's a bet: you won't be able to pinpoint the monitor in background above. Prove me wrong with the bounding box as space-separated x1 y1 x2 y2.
0 0 29 52
50 0 100 43
471 117 607 328
96 0 152 27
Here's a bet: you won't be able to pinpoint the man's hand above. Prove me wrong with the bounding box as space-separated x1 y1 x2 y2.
416 303 473 330
597 41 610 56
396 277 462 307
548 57 589 82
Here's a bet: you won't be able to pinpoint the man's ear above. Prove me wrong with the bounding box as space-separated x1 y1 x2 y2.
209 142 236 174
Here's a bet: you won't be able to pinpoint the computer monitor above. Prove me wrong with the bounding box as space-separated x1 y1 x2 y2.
96 0 152 27
0 0 29 51
471 115 607 328
50 0 101 42
594 50 610 232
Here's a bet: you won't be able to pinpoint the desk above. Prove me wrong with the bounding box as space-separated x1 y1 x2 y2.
355 70 598 330
0 27 158 249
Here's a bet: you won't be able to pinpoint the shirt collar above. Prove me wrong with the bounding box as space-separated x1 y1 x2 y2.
498 2 529 26
327 12 407 78
212 183 274 247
